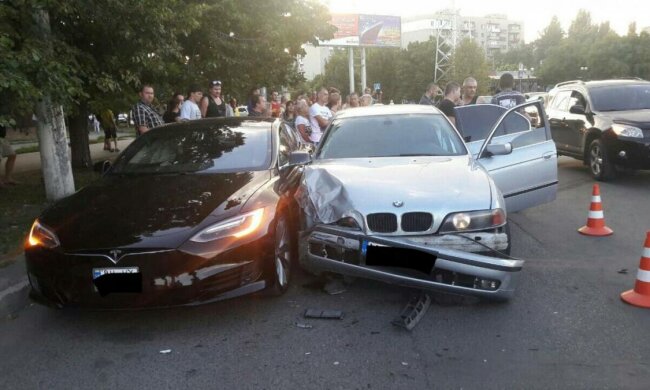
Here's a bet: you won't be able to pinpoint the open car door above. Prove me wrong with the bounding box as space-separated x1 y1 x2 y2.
455 101 558 213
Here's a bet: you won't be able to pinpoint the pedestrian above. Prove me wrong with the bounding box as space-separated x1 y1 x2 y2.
419 82 441 106
132 84 164 136
343 92 359 109
270 91 282 118
92 114 101 133
229 98 239 116
163 92 184 123
180 84 203 121
200 80 227 118
327 87 342 114
247 87 261 113
359 94 373 107
283 100 296 127
248 94 267 117
294 99 313 143
99 108 119 152
0 124 18 187
308 88 332 145
461 77 478 105
491 73 526 108
437 82 461 126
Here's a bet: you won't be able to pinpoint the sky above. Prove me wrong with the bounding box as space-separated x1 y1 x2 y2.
323 0 650 42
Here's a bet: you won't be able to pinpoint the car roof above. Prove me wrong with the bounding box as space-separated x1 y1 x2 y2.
556 79 650 90
157 116 274 130
334 104 443 119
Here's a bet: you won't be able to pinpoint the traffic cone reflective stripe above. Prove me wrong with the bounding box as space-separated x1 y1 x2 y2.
621 232 650 308
578 184 613 236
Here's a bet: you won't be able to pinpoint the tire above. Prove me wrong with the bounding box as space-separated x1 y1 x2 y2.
269 215 293 295
588 138 616 181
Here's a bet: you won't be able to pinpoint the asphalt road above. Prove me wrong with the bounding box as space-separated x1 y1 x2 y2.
1 157 650 389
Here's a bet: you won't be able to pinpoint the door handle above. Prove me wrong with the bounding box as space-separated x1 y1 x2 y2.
543 152 554 160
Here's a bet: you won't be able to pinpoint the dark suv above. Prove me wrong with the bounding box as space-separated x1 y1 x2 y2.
546 79 650 180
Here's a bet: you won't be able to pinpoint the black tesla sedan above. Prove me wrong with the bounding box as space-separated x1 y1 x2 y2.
25 118 309 308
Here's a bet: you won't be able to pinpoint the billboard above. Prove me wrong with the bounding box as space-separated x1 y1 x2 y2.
320 14 401 47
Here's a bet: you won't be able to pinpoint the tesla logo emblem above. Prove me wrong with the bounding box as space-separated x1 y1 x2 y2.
108 249 123 263
393 201 404 208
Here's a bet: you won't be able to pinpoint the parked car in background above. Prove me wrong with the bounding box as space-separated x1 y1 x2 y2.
297 103 557 301
117 113 129 124
546 79 650 180
236 106 249 117
25 118 306 308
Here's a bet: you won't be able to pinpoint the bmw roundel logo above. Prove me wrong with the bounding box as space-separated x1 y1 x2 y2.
393 200 404 208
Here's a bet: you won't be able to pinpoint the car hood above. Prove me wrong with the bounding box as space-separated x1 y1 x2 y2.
41 171 270 251
603 109 650 129
301 156 493 232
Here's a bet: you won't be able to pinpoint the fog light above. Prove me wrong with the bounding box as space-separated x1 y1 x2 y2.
476 278 499 290
618 151 627 158
452 213 471 230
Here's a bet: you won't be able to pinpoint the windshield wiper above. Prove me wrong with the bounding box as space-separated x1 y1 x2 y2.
398 153 439 157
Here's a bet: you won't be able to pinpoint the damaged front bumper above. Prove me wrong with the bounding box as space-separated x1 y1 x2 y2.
302 225 523 301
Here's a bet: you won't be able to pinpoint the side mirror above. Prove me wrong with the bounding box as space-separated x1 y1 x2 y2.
93 160 112 175
288 150 311 166
569 104 585 115
484 143 512 157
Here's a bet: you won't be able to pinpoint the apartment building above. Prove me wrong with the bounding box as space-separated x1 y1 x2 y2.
402 10 525 57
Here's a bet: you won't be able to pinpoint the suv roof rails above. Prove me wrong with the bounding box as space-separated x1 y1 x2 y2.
554 80 585 88
613 77 647 81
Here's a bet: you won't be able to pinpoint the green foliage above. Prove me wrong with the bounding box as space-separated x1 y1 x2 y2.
449 39 490 95
1 0 334 122
536 10 650 85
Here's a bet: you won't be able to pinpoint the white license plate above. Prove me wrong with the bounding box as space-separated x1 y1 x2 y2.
92 267 139 279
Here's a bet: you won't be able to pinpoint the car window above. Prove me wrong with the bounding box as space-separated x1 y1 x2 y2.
111 121 273 174
590 84 650 111
455 105 531 142
549 90 571 111
317 114 466 159
278 124 296 166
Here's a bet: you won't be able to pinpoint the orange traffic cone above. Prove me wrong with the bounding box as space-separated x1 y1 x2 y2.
621 232 650 308
578 184 613 236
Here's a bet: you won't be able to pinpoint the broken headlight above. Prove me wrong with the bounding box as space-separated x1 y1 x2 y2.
438 209 506 233
335 216 361 229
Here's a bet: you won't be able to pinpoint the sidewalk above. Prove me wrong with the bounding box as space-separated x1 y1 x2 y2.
14 138 135 174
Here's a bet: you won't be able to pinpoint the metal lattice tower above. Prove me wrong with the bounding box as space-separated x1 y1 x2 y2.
433 7 458 83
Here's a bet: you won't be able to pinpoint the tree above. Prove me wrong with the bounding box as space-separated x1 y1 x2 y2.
449 38 490 95
2 0 335 200
397 38 441 102
533 16 564 69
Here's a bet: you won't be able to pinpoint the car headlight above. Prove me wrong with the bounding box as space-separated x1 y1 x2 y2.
335 216 361 229
612 124 643 138
439 209 506 233
190 208 265 243
27 220 60 249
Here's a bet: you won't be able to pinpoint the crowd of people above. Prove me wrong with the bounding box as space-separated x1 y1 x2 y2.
420 73 526 125
130 73 525 147
130 81 383 146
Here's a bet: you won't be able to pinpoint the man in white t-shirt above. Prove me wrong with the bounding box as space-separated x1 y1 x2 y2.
308 88 332 144
180 84 203 120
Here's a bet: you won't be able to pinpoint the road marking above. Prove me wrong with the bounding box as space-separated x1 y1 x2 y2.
0 279 29 302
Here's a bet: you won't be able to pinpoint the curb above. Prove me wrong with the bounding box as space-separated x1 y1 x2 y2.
0 256 31 317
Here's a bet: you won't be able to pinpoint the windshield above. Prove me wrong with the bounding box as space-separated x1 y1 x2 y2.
590 84 650 111
317 114 467 159
111 121 272 174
